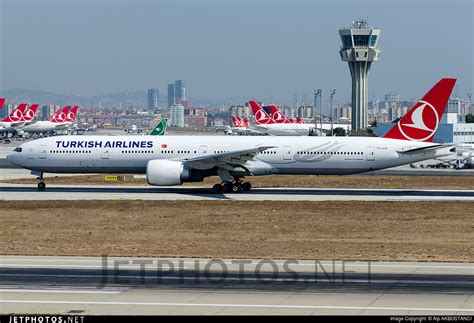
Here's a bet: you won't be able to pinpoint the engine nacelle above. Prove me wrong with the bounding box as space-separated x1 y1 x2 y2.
146 159 191 186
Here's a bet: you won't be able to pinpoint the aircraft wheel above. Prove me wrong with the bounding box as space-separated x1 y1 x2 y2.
231 183 242 193
222 183 232 193
37 182 46 191
212 184 223 193
242 182 252 191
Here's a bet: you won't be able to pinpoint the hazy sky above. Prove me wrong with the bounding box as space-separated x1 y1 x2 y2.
1 0 472 104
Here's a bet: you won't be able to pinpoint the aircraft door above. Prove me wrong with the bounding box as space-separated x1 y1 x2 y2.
366 147 375 161
39 145 47 159
283 146 292 160
101 148 109 159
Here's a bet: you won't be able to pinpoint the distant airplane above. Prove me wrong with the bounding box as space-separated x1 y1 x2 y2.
249 101 317 136
0 104 28 133
21 106 78 133
7 78 457 193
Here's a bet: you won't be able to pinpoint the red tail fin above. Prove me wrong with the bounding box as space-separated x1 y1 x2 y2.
0 98 5 110
66 106 79 122
50 106 70 123
23 104 39 121
296 117 304 124
249 100 275 125
232 116 243 128
267 105 291 124
383 78 456 142
2 104 27 122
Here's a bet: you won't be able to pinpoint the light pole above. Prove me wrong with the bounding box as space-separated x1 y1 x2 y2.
318 89 323 136
467 92 472 114
329 89 336 136
314 89 321 135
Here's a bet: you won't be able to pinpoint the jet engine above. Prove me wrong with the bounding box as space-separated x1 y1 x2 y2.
146 159 201 186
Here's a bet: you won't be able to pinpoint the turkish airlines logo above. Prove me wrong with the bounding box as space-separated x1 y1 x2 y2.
52 111 67 123
273 111 285 122
24 109 35 121
67 111 75 121
397 100 439 141
9 109 23 122
255 110 272 124
233 119 241 127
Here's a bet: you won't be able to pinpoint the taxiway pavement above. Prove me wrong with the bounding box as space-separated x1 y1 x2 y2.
0 183 473 201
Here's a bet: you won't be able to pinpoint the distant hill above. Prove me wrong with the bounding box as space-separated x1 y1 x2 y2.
0 88 229 108
0 89 147 107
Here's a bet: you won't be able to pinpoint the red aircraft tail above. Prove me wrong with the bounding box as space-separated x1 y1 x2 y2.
383 78 456 142
249 100 275 125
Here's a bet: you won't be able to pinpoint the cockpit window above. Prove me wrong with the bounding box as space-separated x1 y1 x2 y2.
13 147 22 152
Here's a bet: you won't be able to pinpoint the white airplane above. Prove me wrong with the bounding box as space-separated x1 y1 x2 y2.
21 106 78 133
250 102 349 136
0 103 28 133
228 116 262 135
7 78 456 192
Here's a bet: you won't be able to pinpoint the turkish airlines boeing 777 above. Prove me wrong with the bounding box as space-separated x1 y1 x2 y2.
7 78 456 192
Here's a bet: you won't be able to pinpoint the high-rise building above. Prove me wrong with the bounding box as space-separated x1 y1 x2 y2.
385 91 399 103
167 84 175 108
170 103 185 127
339 19 381 130
174 80 186 102
147 88 159 112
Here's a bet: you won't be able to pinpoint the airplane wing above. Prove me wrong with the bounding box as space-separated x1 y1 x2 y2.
183 146 276 170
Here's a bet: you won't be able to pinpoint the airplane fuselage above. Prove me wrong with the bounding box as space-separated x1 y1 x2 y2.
7 135 452 177
20 121 72 133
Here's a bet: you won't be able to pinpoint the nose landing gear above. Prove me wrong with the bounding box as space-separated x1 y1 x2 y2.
37 181 46 191
33 171 45 191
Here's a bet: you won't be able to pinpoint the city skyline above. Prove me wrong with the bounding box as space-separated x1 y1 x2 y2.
0 0 472 104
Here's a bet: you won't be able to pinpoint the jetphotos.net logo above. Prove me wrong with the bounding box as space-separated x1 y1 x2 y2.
97 255 372 288
397 100 439 141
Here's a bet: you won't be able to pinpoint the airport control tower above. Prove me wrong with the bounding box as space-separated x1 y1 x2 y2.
339 19 381 130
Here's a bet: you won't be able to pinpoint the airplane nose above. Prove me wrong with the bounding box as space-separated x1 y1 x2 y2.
6 152 19 166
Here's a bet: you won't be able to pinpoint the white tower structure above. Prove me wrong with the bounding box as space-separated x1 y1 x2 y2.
339 19 381 130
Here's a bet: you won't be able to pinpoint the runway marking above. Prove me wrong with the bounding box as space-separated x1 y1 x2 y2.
0 273 470 285
0 288 121 294
1 258 473 270
1 300 473 312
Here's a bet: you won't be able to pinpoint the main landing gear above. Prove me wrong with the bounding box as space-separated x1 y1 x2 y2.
212 180 252 193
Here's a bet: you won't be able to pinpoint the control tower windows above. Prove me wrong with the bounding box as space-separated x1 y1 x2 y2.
341 35 352 49
369 35 377 46
353 35 369 46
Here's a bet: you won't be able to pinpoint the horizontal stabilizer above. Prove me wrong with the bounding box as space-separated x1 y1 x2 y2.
396 144 454 154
